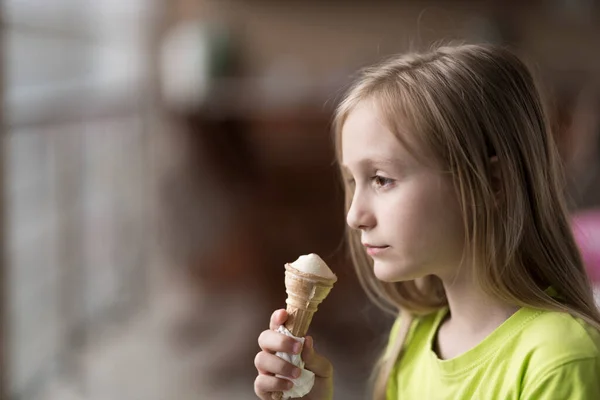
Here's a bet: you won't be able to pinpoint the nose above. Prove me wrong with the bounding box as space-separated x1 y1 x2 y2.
346 190 376 231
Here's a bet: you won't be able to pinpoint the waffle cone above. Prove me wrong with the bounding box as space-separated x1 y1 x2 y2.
283 263 337 337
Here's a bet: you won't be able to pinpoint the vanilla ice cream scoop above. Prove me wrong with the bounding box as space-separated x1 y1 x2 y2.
290 253 336 280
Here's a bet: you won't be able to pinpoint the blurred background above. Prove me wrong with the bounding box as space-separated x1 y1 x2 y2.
1 1 600 399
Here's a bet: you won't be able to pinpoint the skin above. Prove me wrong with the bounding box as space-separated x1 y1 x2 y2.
342 100 466 283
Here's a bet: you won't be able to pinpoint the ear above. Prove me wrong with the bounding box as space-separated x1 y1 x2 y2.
489 156 502 199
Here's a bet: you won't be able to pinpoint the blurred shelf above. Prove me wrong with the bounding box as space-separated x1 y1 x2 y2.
162 76 344 122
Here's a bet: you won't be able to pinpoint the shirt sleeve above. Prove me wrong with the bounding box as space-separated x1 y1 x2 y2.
521 358 600 399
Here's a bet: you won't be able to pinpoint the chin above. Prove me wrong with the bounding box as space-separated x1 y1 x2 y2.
373 260 424 282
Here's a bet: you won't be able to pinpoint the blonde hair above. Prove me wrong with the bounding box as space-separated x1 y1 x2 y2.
332 43 600 400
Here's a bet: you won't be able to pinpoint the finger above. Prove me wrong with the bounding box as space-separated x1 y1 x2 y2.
254 352 302 379
254 375 293 399
258 329 301 354
269 309 288 331
302 336 333 378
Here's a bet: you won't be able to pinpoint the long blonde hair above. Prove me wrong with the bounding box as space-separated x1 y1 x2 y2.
332 43 600 400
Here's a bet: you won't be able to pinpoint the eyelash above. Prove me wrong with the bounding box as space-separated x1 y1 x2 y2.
371 175 394 189
345 175 395 190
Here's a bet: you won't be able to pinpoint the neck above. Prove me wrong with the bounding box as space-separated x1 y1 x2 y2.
432 268 520 360
438 269 519 335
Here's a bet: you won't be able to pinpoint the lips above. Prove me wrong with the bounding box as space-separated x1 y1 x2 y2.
362 242 388 248
363 243 390 256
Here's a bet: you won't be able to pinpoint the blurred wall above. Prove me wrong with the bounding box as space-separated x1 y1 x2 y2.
168 1 600 81
4 1 158 399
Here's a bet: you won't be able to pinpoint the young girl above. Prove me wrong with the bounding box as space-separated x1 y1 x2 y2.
253 44 600 399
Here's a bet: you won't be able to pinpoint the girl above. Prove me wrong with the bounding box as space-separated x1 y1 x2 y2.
254 44 600 399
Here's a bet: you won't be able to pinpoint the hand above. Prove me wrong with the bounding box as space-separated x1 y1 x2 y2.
254 309 334 400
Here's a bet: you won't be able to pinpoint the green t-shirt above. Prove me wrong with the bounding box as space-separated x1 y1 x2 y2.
386 307 600 399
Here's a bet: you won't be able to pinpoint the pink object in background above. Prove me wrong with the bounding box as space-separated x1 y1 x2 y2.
572 209 600 283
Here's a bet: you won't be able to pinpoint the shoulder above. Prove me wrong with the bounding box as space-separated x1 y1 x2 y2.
518 309 600 364
517 309 600 395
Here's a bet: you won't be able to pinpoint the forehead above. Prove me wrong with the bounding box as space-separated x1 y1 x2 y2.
340 101 409 167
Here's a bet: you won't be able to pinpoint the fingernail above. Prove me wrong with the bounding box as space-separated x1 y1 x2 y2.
287 380 294 389
291 368 301 379
293 342 301 354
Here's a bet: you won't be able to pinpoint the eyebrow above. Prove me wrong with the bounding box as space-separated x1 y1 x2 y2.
341 157 402 170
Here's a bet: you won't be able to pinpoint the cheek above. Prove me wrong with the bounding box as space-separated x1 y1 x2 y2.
414 193 465 264
380 189 440 239
382 184 465 258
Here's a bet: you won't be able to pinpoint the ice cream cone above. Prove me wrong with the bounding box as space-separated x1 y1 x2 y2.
283 263 337 338
271 256 336 400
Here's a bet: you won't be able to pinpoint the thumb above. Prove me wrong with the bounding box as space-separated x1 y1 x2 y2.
302 336 333 378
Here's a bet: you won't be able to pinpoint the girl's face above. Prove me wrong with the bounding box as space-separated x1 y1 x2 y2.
341 101 466 282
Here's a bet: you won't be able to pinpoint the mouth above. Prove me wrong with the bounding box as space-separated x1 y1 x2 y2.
363 243 390 256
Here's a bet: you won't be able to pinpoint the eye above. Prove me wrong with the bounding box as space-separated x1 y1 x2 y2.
372 175 394 189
